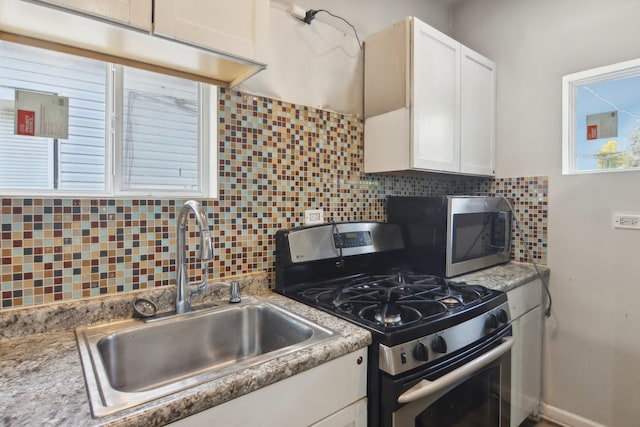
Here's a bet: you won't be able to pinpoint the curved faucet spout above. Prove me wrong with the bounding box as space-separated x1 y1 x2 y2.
176 200 214 314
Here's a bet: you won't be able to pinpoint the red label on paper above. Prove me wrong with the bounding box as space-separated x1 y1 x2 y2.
17 110 35 136
587 125 598 140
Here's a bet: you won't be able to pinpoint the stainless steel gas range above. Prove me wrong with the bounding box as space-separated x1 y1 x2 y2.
275 222 512 427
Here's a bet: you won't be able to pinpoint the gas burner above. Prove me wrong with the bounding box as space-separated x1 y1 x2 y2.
359 304 423 327
376 311 402 325
440 296 463 308
294 271 490 331
429 284 483 306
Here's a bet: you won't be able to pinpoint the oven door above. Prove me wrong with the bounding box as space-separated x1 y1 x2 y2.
390 328 512 427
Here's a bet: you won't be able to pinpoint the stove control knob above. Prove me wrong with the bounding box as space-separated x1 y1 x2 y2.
497 309 509 324
488 314 499 329
431 336 447 354
413 342 429 361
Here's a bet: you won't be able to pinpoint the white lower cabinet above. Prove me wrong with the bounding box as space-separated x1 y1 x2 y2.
170 348 368 427
508 279 543 427
310 399 367 427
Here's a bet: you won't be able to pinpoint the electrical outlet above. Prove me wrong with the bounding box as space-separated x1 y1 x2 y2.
290 4 306 21
613 212 640 229
304 209 324 225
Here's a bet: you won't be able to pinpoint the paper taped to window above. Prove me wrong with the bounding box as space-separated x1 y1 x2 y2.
586 111 617 140
14 90 69 139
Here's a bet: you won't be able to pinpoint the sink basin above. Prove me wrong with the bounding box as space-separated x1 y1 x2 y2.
75 297 337 417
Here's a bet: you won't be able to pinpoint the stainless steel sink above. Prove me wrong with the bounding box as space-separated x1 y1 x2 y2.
75 297 337 417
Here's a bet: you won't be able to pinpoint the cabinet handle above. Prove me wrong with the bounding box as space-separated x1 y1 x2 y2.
397 337 513 404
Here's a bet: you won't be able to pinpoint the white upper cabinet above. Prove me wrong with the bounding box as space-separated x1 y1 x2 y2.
0 0 268 87
364 17 496 176
29 0 152 31
412 20 461 172
460 46 496 176
153 0 268 66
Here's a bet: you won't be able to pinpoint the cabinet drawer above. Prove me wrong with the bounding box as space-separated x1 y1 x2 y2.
508 278 542 319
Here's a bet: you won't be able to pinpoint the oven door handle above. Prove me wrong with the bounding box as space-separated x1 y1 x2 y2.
397 337 514 404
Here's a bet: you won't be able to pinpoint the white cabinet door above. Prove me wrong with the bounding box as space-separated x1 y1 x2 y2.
32 0 151 30
509 279 543 427
153 0 268 64
411 19 460 173
460 46 496 176
511 305 543 427
170 348 367 427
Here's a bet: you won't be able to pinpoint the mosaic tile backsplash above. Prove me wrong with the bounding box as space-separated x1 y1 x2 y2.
0 88 548 309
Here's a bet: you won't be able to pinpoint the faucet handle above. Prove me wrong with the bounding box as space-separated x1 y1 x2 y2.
229 281 241 304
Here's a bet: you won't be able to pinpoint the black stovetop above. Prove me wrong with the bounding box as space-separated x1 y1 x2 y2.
276 270 507 346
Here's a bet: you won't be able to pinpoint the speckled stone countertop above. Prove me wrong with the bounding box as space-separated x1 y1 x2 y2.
0 272 371 427
0 263 547 426
456 261 550 292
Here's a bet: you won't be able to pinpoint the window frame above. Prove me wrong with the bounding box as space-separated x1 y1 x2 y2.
0 45 217 199
562 57 640 175
112 65 217 199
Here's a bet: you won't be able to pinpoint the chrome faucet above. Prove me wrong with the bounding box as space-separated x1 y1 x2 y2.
175 200 213 314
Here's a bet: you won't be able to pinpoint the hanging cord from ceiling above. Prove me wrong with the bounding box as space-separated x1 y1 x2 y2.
300 9 363 50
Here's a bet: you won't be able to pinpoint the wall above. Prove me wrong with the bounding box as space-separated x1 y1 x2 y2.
1 0 551 310
237 0 452 115
0 0 455 309
1 86 547 309
451 1 640 426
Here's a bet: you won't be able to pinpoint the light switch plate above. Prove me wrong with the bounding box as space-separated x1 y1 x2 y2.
304 209 324 225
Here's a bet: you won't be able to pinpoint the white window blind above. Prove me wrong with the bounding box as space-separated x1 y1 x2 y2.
122 67 199 191
0 40 215 197
0 99 51 189
0 40 107 191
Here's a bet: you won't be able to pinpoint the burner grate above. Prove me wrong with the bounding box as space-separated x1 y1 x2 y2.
296 272 492 330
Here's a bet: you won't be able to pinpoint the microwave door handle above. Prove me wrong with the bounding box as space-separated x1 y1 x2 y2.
500 211 512 254
397 337 514 405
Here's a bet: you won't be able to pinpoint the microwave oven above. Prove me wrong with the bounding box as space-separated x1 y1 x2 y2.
387 195 512 277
